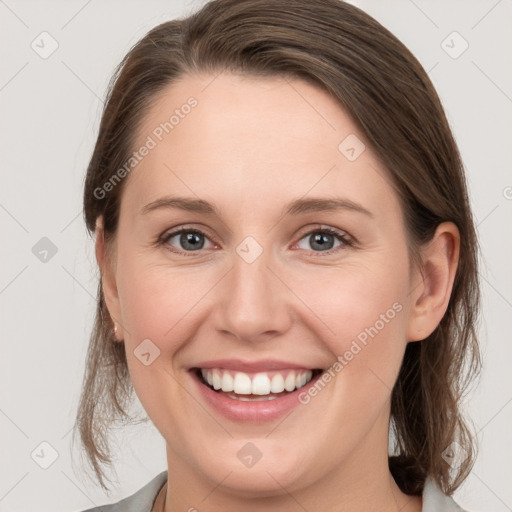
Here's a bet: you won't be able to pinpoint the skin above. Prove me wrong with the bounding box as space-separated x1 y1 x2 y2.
96 73 460 512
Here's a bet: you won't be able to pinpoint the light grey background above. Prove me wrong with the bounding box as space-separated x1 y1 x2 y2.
0 1 510 511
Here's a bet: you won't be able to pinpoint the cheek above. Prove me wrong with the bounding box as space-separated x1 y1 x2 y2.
295 262 408 341
115 259 222 409
117 259 210 342
118 244 411 376
115 261 208 432
287 253 411 390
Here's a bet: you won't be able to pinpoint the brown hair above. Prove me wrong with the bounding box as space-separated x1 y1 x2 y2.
76 0 481 495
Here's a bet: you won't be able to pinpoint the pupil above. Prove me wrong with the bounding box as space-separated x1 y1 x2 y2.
181 232 204 250
310 232 334 251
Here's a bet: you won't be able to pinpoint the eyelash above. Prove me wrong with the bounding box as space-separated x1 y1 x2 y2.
157 225 354 257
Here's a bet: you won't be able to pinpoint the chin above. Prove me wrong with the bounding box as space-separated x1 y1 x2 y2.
193 441 312 497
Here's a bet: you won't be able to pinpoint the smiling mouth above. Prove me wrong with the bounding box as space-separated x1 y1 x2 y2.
194 367 323 401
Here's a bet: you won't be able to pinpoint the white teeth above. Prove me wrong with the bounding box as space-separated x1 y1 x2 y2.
284 373 296 392
200 368 315 396
270 373 285 393
221 372 234 392
212 369 222 390
233 372 252 394
251 373 271 395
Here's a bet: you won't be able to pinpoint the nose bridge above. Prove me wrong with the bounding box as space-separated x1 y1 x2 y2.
215 240 291 341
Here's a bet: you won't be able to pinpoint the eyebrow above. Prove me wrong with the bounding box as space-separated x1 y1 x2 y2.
141 197 217 216
140 196 373 218
284 197 373 218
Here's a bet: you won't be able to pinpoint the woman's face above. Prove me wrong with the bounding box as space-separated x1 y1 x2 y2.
102 73 422 495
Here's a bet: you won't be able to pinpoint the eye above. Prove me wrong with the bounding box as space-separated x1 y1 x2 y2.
295 227 352 253
161 228 216 253
158 225 353 256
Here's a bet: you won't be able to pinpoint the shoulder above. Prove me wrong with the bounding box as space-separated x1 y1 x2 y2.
422 477 470 512
78 471 167 512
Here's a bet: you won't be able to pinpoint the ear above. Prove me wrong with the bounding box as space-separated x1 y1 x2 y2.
95 217 123 341
406 222 460 342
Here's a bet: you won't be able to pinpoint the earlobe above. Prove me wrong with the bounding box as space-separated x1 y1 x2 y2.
406 222 460 342
95 216 123 341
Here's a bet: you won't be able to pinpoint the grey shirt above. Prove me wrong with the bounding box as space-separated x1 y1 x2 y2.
79 470 467 511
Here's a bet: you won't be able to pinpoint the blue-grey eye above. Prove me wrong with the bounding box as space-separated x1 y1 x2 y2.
166 230 213 251
296 230 345 252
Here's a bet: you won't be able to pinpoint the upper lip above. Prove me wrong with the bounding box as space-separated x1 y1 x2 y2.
191 359 319 372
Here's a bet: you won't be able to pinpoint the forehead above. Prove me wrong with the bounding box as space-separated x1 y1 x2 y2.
137 72 356 155
122 72 401 223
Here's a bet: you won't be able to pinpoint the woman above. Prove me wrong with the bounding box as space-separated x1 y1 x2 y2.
75 0 481 510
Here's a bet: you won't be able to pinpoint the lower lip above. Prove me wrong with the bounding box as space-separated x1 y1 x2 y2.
191 370 322 424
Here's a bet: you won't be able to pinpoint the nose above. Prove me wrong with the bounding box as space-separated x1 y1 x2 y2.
213 247 292 343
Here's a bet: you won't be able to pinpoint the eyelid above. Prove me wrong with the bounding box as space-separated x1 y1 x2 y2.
294 224 353 242
159 224 217 242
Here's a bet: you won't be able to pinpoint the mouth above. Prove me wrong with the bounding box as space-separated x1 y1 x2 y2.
188 359 327 423
188 360 324 425
194 367 323 401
